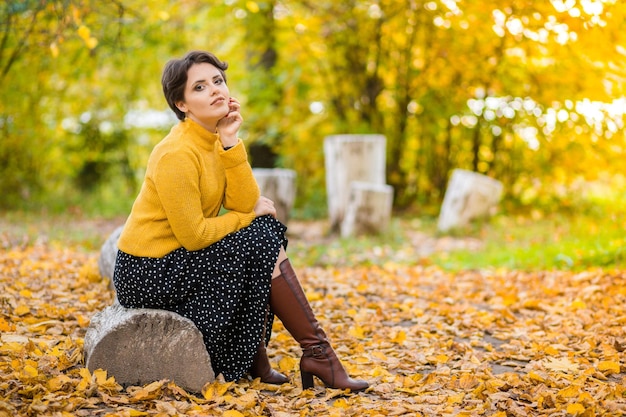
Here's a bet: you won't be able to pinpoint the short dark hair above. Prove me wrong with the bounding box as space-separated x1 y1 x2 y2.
161 51 229 121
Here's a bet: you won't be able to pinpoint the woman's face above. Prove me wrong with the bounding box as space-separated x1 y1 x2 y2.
176 63 230 131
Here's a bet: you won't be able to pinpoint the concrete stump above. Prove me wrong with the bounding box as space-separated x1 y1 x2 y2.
98 225 123 285
341 181 394 238
324 134 387 232
84 302 214 392
252 168 296 224
437 169 503 232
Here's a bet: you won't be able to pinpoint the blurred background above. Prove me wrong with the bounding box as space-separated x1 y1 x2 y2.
1 1 624 230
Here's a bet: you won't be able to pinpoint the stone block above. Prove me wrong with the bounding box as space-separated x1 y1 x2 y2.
98 225 123 282
341 181 394 237
437 169 503 232
84 302 214 393
324 134 387 231
252 168 297 224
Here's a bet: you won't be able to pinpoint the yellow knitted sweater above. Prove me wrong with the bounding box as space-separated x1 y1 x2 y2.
118 118 259 258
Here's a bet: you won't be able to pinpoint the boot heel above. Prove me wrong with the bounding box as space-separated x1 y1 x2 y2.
301 370 314 389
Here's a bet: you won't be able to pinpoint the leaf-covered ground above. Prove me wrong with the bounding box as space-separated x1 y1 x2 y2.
1 233 625 416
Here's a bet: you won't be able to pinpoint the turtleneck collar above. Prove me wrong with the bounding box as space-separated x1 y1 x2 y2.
180 117 219 151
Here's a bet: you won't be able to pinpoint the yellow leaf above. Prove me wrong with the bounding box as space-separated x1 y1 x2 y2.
94 369 108 385
131 380 165 401
307 291 322 301
202 380 233 400
571 300 586 310
14 304 30 316
522 299 542 309
501 293 518 306
447 392 465 404
232 391 257 408
275 332 291 343
544 357 579 372
332 398 349 409
48 374 72 391
558 385 580 398
85 37 98 50
597 360 620 374
278 356 297 373
76 367 92 391
528 371 546 383
0 317 13 331
545 345 560 356
435 354 449 364
349 325 365 339
77 25 91 41
372 366 390 377
459 373 479 390
79 367 92 379
246 1 260 13
19 289 32 298
23 364 38 378
76 314 90 328
392 330 406 345
80 262 102 283
128 410 148 417
202 384 216 401
566 403 585 415
223 411 244 417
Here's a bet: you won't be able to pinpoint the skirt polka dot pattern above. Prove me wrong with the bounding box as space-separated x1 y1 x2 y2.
112 215 288 382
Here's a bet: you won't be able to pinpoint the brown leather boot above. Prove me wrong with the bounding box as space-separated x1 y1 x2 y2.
270 259 369 392
250 307 289 385
250 340 289 384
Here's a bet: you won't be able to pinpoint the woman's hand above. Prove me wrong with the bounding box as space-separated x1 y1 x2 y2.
254 196 276 218
216 97 242 148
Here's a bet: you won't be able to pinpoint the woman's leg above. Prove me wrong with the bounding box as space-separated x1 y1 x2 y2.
250 304 289 384
269 248 369 392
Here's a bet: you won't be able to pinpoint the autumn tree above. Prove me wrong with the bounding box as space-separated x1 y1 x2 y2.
2 0 624 215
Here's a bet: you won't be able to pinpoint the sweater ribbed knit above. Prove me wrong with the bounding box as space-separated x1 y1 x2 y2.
118 118 259 258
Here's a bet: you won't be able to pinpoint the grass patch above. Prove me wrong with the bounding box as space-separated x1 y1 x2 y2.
430 209 626 271
0 210 124 251
2 203 624 272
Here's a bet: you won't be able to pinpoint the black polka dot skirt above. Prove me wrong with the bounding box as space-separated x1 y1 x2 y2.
112 215 287 382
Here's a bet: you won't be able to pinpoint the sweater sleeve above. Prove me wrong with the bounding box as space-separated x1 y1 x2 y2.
153 150 251 251
219 140 261 213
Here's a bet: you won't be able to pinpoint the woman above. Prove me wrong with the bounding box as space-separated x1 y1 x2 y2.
113 50 368 392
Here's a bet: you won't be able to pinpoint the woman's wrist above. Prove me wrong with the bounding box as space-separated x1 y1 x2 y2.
220 137 238 149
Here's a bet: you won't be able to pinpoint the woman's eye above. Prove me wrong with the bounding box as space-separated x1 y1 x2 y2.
194 85 205 91
215 78 224 85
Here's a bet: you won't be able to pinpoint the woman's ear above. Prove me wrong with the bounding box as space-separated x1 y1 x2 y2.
176 101 187 113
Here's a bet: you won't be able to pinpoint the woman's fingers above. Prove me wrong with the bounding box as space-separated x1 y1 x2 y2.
254 196 276 218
